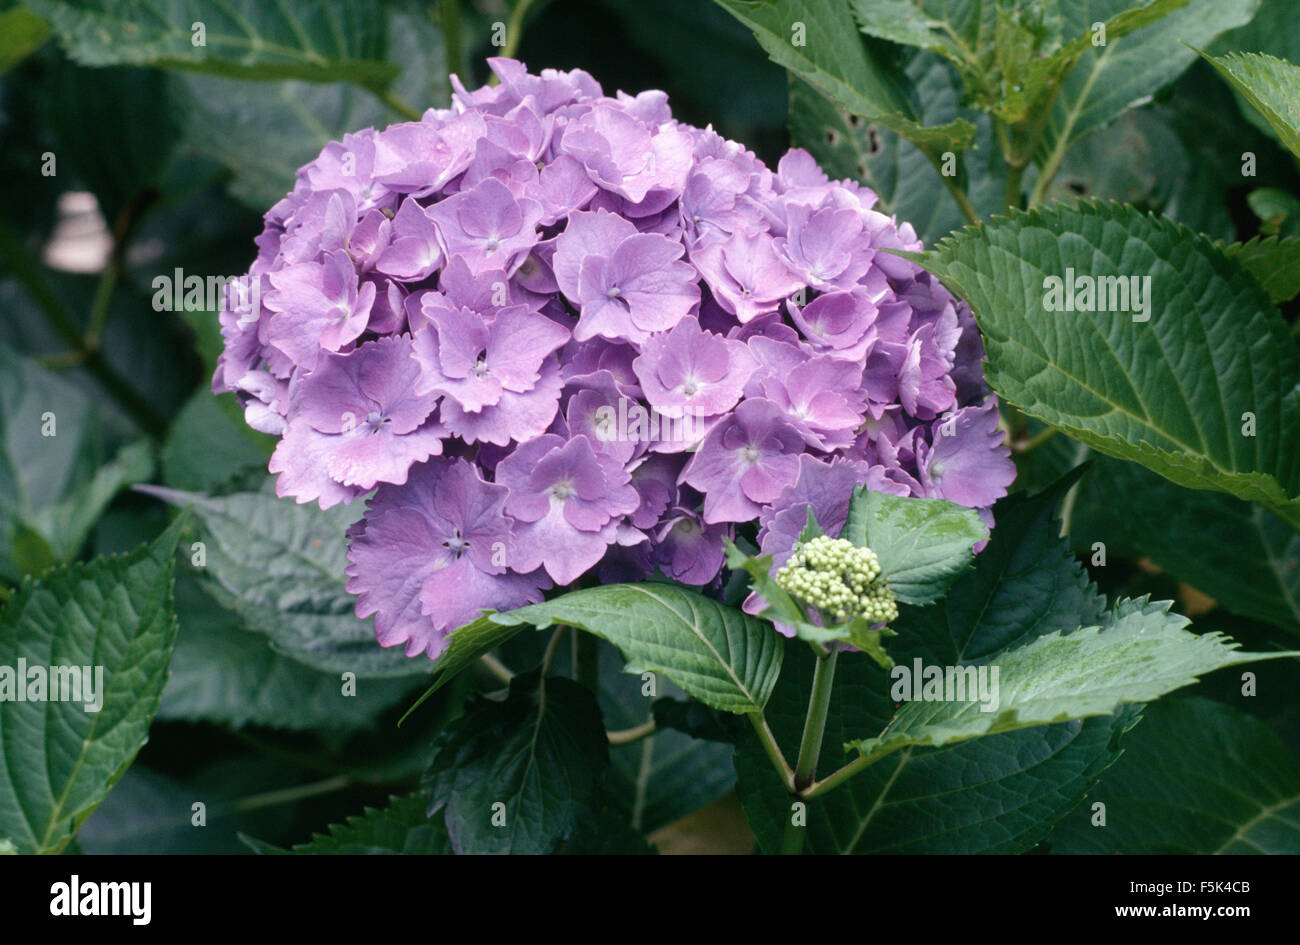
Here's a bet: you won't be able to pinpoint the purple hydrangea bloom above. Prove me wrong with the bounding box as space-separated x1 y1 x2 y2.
214 58 1016 661
496 434 639 584
682 398 806 524
346 458 550 658
268 335 443 507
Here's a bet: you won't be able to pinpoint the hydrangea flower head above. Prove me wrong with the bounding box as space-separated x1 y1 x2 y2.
215 58 1015 661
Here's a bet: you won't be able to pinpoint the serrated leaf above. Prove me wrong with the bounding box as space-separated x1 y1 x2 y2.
918 200 1300 529
26 0 397 88
290 792 451 854
1050 697 1300 853
848 597 1298 762
425 670 608 854
138 485 431 678
1036 0 1258 172
489 584 784 714
1201 50 1300 159
734 479 1137 853
714 0 974 161
841 487 988 605
0 515 185 854
1069 456 1300 638
735 644 1140 853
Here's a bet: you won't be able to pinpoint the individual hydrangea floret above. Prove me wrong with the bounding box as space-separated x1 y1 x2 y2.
214 57 1016 661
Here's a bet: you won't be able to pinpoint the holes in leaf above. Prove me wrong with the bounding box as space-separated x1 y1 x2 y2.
866 126 882 156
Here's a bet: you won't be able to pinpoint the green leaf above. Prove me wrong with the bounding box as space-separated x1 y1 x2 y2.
1247 187 1300 239
138 485 431 678
45 62 182 223
1221 235 1300 303
0 345 151 583
26 0 397 88
734 479 1138 853
1069 456 1300 638
723 540 840 645
713 0 974 161
735 642 1140 853
841 488 988 605
1036 0 1259 172
0 6 50 75
169 5 445 209
847 596 1298 762
850 0 1191 122
918 200 1300 529
489 584 784 714
289 792 451 854
598 647 735 834
1049 697 1300 853
1201 50 1300 159
426 670 609 854
160 577 423 730
161 390 274 493
790 47 1007 247
0 514 185 854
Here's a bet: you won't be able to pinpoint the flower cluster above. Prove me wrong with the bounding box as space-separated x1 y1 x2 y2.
213 58 1015 659
775 536 897 626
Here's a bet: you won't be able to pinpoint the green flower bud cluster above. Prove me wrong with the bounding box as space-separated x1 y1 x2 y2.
775 535 898 626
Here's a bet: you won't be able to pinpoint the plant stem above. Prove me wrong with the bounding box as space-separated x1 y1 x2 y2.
83 257 118 352
503 0 542 60
540 626 565 676
778 647 840 855
1012 425 1060 453
440 0 465 84
746 712 795 794
228 775 351 814
478 653 514 685
607 719 656 746
792 647 839 790
373 87 422 122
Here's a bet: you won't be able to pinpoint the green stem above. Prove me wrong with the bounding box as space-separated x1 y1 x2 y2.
503 0 542 60
779 647 840 855
83 258 118 352
924 149 979 225
1005 162 1025 211
373 87 422 122
227 775 351 814
793 647 839 790
607 719 655 746
440 0 465 85
1012 424 1060 453
746 712 795 794
780 812 806 855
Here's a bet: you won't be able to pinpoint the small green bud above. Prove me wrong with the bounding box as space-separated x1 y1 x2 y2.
775 535 897 626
